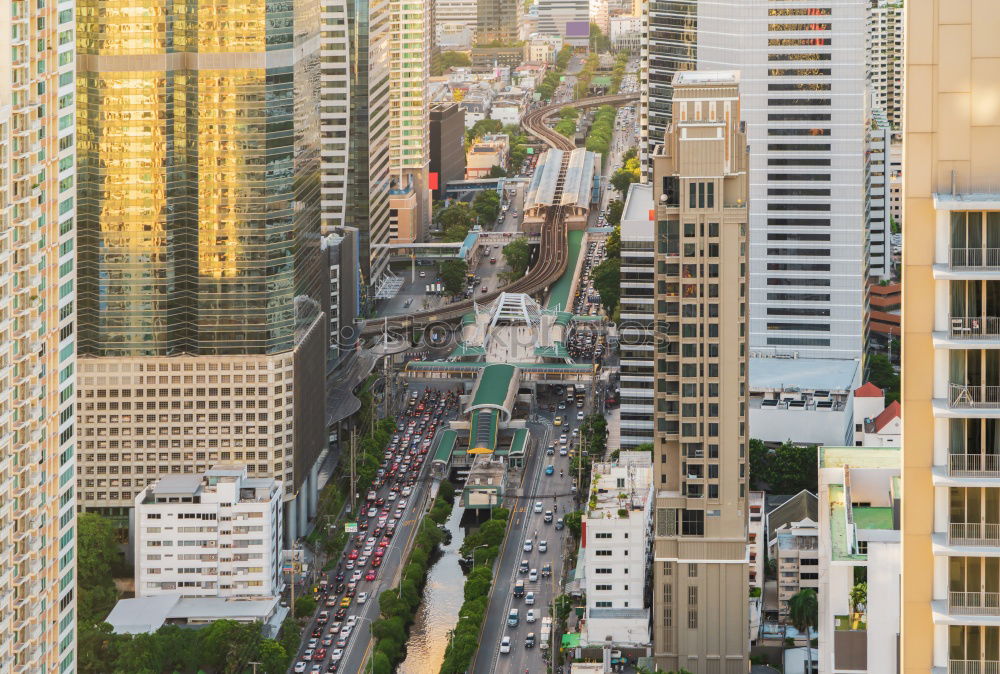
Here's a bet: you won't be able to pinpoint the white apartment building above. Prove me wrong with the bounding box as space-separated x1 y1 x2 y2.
865 108 899 280
135 466 283 599
320 0 352 234
436 0 478 43
865 0 902 130
0 0 78 664
773 517 820 619
817 446 900 674
581 452 653 647
590 0 609 33
749 491 765 591
643 0 867 360
618 183 654 449
537 0 590 37
610 16 641 52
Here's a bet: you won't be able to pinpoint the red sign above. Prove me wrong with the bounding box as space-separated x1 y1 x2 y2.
428 172 439 190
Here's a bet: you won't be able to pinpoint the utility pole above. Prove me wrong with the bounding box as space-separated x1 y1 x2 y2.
248 662 261 674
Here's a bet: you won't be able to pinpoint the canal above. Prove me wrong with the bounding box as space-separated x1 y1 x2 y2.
397 500 468 672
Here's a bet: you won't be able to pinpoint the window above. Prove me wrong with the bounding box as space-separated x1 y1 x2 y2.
595 601 612 608
595 550 613 556
682 510 704 536
595 584 612 591
595 532 612 539
768 322 830 331
595 568 613 574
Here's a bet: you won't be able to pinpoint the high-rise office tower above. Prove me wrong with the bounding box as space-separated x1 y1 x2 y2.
388 0 432 243
76 0 329 542
901 4 1000 672
477 0 519 44
865 0 902 129
642 1 867 360
650 71 748 674
348 0 394 293
536 0 590 37
0 0 77 666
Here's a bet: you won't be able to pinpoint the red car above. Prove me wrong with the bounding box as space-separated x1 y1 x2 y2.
314 648 327 661
379 538 390 547
372 557 383 568
348 549 359 560
374 547 386 557
365 570 377 581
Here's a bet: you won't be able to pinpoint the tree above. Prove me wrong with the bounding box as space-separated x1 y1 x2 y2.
439 259 468 295
563 510 582 540
867 353 899 403
431 50 472 76
372 651 393 674
605 224 620 258
592 257 621 315
606 200 625 229
849 582 868 618
279 616 301 660
749 439 818 494
611 168 637 195
439 479 456 504
294 595 317 618
78 513 121 624
503 238 531 276
487 165 507 178
464 119 503 149
789 588 819 636
473 189 501 225
78 622 120 674
438 202 476 242
257 639 289 674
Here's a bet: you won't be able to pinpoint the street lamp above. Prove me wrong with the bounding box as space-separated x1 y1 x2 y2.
471 543 489 567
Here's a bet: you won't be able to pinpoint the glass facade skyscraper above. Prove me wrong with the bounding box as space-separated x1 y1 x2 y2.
75 0 330 542
76 0 326 357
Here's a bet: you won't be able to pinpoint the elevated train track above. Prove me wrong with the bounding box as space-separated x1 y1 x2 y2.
360 93 638 338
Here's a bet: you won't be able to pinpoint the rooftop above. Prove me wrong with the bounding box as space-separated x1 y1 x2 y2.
853 506 894 531
587 455 653 516
749 356 860 394
152 474 202 497
470 363 518 410
819 446 901 470
621 183 653 242
433 429 458 464
673 70 740 86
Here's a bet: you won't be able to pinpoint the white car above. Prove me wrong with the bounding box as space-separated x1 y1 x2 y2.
331 648 344 662
576 411 585 421
559 446 568 456
539 540 548 553
294 663 308 673
500 636 512 654
302 649 314 661
358 592 369 604
367 507 377 517
559 434 568 444
526 609 536 623
345 615 358 629
351 570 363 582
529 569 538 582
307 637 319 649
533 501 543 513
523 539 533 552
388 492 398 502
402 486 412 497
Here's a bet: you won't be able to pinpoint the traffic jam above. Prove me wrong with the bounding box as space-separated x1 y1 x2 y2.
292 386 459 673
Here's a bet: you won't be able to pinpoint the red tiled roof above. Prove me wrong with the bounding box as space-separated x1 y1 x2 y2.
854 382 883 398
872 400 901 433
869 283 901 296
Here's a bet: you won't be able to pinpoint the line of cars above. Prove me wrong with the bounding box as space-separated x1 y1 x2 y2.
501 500 556 656
291 387 459 674
572 238 609 320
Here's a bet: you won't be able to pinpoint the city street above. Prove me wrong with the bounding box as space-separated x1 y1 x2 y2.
473 390 589 674
288 384 460 674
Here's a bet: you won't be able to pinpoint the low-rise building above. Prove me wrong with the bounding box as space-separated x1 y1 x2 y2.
525 35 562 62
580 452 653 647
749 490 766 591
490 89 529 126
514 62 549 90
134 466 283 599
749 356 862 448
773 516 820 620
817 446 900 674
466 133 510 178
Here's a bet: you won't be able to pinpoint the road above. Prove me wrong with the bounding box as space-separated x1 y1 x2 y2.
288 383 460 674
473 391 586 673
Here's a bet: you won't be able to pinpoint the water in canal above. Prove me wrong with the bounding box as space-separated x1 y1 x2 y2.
397 500 468 673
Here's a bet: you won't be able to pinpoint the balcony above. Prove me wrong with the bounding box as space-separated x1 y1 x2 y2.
951 591 1000 616
950 454 1000 478
952 247 1000 269
950 522 1000 546
950 384 1000 409
951 317 1000 339
950 661 1000 674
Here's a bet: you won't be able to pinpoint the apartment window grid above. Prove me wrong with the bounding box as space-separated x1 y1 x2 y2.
75 359 296 508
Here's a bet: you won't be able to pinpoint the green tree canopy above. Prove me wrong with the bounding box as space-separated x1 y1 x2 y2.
431 50 472 76
473 189 501 224
605 224 621 258
464 119 504 149
563 510 583 540
78 513 122 624
789 588 819 635
592 257 620 316
440 258 469 295
503 238 532 276
606 200 625 229
749 439 818 494
439 202 476 242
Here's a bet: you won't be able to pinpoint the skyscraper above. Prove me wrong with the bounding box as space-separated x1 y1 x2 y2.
348 0 394 293
866 0 903 129
901 3 1000 672
76 0 329 541
0 0 77 665
650 71 749 674
321 0 353 235
477 0 519 44
388 0 432 243
642 0 867 360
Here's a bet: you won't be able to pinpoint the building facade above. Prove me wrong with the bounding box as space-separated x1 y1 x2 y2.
901 4 1000 672
581 453 653 647
476 0 519 44
650 71 748 674
429 103 467 201
76 0 328 542
619 183 655 449
865 0 903 130
642 0 867 360
321 0 353 235
817 446 899 674
0 0 77 666
866 109 897 281
348 0 394 293
135 467 283 599
772 518 820 620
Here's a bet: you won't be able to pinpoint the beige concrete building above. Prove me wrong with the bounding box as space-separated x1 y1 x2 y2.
901 3 1000 673
0 0 78 663
650 70 749 674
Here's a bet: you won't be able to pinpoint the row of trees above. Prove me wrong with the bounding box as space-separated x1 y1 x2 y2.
501 237 532 282
610 147 640 196
584 105 618 158
574 53 601 99
748 439 819 494
430 50 471 76
554 106 579 138
609 51 630 93
369 485 456 673
438 507 512 673
536 45 575 100
438 189 501 242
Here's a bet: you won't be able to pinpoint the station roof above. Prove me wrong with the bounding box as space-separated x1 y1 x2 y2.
524 149 563 209
546 230 585 311
560 148 597 209
470 363 518 409
433 430 458 464
534 342 570 359
509 428 529 456
469 408 499 453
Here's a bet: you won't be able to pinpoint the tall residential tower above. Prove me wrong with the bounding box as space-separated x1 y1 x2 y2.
651 71 749 674
901 3 1000 672
76 0 329 542
0 0 77 666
